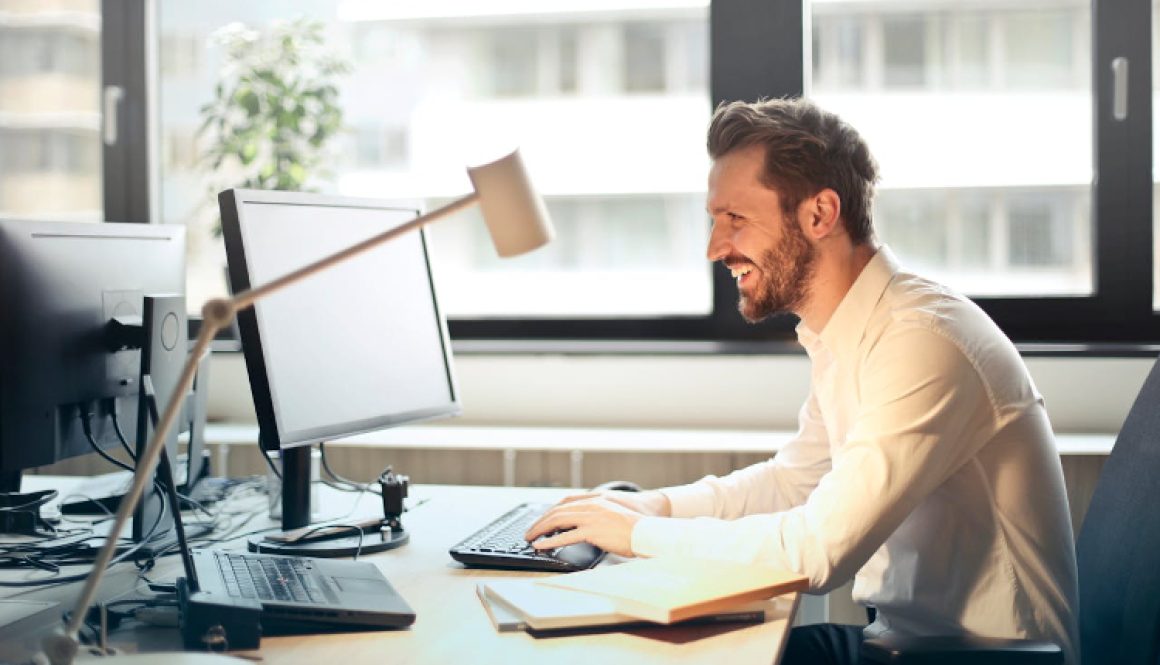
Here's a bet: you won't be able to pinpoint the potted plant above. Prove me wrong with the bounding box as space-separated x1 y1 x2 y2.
198 17 351 234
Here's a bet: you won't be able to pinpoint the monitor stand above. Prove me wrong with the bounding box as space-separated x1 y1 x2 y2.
246 446 409 557
0 470 19 493
131 295 186 551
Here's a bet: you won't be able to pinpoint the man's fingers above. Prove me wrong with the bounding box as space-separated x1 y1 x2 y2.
525 500 607 540
525 506 585 541
532 528 586 550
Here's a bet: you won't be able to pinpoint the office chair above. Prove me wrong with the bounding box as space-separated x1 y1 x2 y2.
860 355 1160 664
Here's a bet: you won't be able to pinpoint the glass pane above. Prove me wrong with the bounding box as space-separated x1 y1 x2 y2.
0 0 102 221
157 2 712 319
882 15 926 87
810 0 1092 298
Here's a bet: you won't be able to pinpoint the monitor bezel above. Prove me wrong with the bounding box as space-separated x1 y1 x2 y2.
219 189 462 452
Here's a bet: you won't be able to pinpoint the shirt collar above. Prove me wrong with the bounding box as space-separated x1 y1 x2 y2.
796 245 901 360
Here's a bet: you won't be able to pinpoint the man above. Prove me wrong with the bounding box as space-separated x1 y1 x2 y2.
525 98 1080 664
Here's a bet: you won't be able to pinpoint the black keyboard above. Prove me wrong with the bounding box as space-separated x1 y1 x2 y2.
215 552 326 603
449 502 605 572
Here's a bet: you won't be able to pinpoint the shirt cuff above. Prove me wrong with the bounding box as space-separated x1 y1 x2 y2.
631 516 692 558
660 482 718 518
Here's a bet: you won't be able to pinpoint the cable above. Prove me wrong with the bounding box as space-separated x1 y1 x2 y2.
107 399 137 463
0 517 170 588
80 410 134 474
318 443 382 496
253 523 367 560
81 411 174 545
260 446 282 481
116 404 225 525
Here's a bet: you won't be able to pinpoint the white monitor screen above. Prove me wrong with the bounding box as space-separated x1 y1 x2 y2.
226 192 459 447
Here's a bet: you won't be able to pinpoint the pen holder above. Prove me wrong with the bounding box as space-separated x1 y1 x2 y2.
379 467 408 527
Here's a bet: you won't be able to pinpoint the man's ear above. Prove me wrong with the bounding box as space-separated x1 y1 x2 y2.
802 189 842 240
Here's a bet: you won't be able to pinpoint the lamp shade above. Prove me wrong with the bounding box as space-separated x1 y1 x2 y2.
467 149 555 258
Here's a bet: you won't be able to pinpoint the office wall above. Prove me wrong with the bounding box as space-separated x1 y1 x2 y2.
206 353 1153 434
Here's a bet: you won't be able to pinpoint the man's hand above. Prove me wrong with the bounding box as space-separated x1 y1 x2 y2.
558 488 672 518
523 490 670 557
524 496 644 557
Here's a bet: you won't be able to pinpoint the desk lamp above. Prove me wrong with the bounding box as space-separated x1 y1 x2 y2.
42 149 553 664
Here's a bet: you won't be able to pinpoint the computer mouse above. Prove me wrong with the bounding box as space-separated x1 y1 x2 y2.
590 480 642 493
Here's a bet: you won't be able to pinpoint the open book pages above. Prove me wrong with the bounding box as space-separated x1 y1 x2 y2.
536 556 808 624
481 578 623 631
477 579 767 633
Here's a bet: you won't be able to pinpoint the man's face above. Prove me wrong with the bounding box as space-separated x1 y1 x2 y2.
706 145 816 323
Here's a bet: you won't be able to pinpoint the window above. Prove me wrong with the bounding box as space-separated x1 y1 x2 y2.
1008 195 1073 268
812 15 864 89
1003 11 1077 89
85 0 1150 345
811 1 1093 299
947 14 990 88
624 23 667 93
488 28 539 97
882 15 928 87
156 3 712 325
0 1 102 221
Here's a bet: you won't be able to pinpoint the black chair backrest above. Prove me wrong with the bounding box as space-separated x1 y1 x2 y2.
1075 357 1160 664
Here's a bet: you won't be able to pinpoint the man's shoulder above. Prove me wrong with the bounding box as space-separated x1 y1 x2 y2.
863 270 1037 407
875 271 997 340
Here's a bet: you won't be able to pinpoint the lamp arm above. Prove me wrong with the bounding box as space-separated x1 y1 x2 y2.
44 190 481 665
43 321 219 665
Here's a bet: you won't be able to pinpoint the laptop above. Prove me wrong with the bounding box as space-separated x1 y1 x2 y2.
161 454 415 632
186 548 415 631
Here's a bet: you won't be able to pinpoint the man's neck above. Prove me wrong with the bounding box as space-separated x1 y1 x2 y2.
797 242 879 333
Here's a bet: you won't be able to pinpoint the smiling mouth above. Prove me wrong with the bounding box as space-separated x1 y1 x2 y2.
729 264 754 286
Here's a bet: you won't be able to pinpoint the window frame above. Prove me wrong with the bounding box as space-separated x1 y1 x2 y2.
102 0 152 226
111 0 1159 349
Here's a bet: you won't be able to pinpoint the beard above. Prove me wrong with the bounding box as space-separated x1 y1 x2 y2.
739 215 816 323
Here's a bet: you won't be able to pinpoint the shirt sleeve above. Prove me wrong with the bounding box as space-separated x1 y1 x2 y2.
633 326 999 594
658 385 833 520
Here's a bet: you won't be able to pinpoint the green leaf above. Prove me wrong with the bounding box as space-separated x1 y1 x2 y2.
288 163 306 185
236 88 260 115
240 142 258 165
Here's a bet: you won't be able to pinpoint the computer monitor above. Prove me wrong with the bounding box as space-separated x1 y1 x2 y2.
0 219 186 536
219 189 460 545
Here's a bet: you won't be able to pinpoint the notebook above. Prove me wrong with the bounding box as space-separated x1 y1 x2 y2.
476 579 766 634
538 556 808 624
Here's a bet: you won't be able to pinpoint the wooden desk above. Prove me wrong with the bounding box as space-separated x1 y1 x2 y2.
1 481 799 665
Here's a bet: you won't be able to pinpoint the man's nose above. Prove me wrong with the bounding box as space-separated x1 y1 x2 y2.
706 223 730 262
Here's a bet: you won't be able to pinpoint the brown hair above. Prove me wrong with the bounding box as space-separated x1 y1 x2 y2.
707 98 879 244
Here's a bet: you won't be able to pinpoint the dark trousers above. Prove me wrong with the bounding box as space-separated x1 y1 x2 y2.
780 623 865 665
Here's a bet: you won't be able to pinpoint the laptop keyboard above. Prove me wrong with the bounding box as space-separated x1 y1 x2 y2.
215 552 326 603
449 502 605 572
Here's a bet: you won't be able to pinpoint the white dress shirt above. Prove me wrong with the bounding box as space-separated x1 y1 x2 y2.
631 247 1079 663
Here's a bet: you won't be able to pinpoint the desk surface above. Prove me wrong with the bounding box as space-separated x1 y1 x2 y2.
2 481 798 665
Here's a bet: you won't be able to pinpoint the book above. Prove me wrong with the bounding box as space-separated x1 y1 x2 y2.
476 583 529 632
476 579 766 634
536 556 808 624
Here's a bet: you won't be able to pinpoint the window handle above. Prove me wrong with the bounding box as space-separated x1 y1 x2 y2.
103 85 125 146
1112 57 1129 121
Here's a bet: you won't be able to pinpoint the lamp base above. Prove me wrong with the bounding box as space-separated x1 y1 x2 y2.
42 630 248 665
75 653 249 664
